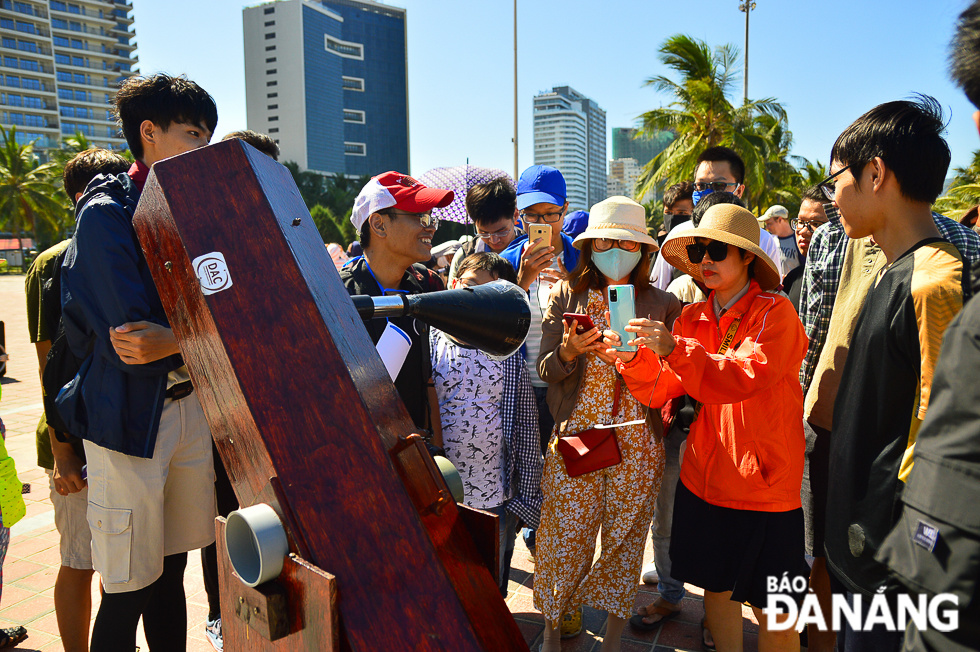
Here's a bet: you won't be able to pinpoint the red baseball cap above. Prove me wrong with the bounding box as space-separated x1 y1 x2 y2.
351 171 454 231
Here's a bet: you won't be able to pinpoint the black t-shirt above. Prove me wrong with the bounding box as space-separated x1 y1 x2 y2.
340 256 444 430
781 265 804 314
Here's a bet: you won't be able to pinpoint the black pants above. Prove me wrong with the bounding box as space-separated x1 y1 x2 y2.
202 441 241 620
90 553 187 652
827 571 903 652
532 385 554 455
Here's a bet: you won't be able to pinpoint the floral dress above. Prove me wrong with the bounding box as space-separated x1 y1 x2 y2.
533 290 665 622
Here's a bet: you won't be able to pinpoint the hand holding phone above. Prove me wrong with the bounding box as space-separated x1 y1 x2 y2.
562 312 596 334
527 223 552 255
608 284 637 352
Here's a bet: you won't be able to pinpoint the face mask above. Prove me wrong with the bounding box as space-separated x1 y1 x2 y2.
592 248 642 281
691 188 713 207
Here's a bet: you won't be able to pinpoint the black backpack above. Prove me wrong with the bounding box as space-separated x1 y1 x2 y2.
40 245 89 452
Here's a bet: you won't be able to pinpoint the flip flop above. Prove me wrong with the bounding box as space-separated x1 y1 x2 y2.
701 617 716 652
0 626 27 650
629 604 680 631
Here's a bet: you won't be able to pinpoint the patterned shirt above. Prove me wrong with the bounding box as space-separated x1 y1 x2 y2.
431 331 543 527
799 208 980 393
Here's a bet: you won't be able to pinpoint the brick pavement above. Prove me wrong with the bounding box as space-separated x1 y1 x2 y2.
0 273 763 651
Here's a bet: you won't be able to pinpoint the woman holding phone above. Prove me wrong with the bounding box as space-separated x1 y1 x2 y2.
533 197 681 652
605 203 807 652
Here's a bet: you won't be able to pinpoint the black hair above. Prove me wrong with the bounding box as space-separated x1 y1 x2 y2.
456 252 518 284
952 1 980 109
800 184 826 205
691 191 746 227
663 181 694 210
359 221 372 249
696 146 745 185
465 177 517 227
114 73 218 160
222 130 279 160
63 148 130 203
829 96 950 204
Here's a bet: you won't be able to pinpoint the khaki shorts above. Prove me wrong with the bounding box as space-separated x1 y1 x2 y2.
84 392 217 594
46 469 93 570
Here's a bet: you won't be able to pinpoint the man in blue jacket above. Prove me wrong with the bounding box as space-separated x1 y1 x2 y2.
58 73 219 652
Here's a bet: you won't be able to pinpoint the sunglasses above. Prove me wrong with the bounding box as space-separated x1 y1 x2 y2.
692 181 738 192
686 240 730 264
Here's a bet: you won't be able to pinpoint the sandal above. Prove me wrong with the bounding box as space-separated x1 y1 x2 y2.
701 617 716 652
629 602 680 631
559 605 583 638
0 625 27 649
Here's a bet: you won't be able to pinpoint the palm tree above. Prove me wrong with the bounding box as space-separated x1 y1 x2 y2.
934 149 980 220
0 126 67 255
634 34 789 211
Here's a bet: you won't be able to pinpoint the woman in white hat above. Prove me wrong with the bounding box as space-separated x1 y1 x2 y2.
533 196 681 652
605 203 808 652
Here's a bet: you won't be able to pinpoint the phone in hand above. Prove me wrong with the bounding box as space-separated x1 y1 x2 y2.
562 312 596 335
608 284 637 352
527 223 552 255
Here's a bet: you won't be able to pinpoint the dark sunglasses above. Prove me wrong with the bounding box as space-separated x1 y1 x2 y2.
692 181 738 192
686 240 729 264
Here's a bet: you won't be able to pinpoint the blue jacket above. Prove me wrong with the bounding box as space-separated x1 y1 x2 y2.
57 172 183 458
499 230 580 276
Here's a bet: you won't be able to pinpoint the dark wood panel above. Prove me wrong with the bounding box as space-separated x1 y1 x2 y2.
133 139 526 652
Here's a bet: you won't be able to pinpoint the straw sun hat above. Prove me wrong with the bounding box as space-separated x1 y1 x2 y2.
572 196 659 250
660 203 781 291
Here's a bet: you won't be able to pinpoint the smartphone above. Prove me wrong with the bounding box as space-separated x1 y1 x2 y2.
527 223 552 255
608 284 637 352
562 312 596 334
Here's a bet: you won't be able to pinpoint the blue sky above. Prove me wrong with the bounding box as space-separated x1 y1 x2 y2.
140 0 980 183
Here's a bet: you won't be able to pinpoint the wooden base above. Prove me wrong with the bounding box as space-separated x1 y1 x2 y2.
216 517 338 651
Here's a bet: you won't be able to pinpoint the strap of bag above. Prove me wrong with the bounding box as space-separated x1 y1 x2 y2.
611 376 621 420
691 316 741 420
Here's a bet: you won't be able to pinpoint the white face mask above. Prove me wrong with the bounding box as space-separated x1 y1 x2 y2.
592 248 641 280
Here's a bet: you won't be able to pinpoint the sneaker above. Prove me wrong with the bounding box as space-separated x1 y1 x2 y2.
527 545 536 563
560 605 583 638
641 563 659 585
205 617 223 651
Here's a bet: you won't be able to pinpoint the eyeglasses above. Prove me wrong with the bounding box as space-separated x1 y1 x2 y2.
692 181 738 193
474 225 515 241
819 165 851 202
686 240 730 264
519 209 563 224
790 218 828 233
593 238 642 252
388 210 439 230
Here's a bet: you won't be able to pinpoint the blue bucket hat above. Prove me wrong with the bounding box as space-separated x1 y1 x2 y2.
516 165 566 210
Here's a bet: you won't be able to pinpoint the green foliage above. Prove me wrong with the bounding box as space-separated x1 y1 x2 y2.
0 126 68 252
282 161 369 243
635 34 812 216
309 204 344 245
935 149 980 220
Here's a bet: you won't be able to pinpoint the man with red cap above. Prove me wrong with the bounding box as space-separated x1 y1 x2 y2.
341 172 454 446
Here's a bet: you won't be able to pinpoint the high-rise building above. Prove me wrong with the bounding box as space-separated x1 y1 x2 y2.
611 127 672 169
533 85 606 211
243 0 408 177
0 0 137 152
607 157 641 200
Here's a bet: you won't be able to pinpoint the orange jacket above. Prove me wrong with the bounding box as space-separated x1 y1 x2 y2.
617 281 807 512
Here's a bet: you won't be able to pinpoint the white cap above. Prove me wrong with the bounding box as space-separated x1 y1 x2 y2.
350 177 398 233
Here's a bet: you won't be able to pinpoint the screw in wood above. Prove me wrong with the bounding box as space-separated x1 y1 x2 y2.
164 261 172 272
292 217 302 226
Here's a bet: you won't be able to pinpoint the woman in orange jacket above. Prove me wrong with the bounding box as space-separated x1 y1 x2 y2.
604 204 808 652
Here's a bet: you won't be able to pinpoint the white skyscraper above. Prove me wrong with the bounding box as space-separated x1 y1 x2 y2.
533 86 606 211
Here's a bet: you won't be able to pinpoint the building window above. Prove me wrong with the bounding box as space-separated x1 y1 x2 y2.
267 104 278 110
269 127 278 133
265 57 276 63
341 76 364 92
268 116 278 122
263 6 274 14
265 45 275 51
344 142 366 156
267 92 277 98
266 69 276 75
264 20 274 26
325 36 363 60
266 80 277 87
343 109 365 124
265 32 275 40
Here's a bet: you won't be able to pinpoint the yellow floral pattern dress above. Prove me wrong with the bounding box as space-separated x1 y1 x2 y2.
533 289 665 622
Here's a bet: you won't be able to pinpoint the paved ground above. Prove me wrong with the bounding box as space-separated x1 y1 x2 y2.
0 272 762 651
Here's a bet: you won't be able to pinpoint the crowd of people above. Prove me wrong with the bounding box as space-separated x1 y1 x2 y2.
4 3 980 652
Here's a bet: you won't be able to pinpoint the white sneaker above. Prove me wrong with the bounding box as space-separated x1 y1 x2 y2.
205 617 222 651
641 564 659 585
